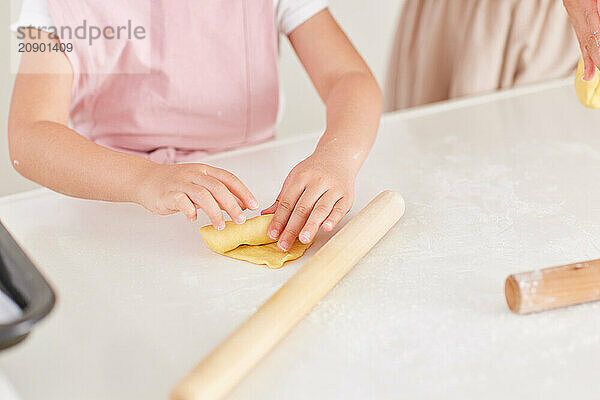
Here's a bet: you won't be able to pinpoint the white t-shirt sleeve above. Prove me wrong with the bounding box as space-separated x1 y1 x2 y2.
275 0 329 35
11 0 329 37
10 0 54 33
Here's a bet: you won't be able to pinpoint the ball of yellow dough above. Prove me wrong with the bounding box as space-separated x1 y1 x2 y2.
575 58 600 109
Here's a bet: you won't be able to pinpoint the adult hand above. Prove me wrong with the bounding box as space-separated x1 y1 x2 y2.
564 0 600 80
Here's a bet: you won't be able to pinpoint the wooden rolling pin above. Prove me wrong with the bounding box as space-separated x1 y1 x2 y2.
171 191 405 400
505 258 600 314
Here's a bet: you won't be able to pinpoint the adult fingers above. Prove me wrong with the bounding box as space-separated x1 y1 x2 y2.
568 1 600 77
183 186 225 230
583 52 596 80
277 188 326 251
205 167 259 211
586 1 600 61
298 191 343 244
322 196 353 232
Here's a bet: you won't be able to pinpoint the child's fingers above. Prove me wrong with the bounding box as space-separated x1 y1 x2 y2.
197 178 246 224
262 174 294 217
206 168 259 210
183 187 225 230
221 193 246 211
235 196 247 210
323 196 353 231
298 191 342 243
277 188 325 251
267 184 305 241
261 201 278 215
172 192 197 222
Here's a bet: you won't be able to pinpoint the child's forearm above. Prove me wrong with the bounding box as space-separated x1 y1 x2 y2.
263 9 384 249
315 71 382 171
9 120 153 203
9 120 258 226
9 31 154 205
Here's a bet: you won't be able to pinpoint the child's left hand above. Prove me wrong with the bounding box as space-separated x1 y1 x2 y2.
262 151 359 251
260 8 382 251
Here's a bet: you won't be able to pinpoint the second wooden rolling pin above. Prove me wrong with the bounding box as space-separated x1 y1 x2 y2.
171 190 406 400
505 258 600 314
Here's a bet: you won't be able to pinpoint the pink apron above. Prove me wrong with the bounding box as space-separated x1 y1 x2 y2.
46 0 279 164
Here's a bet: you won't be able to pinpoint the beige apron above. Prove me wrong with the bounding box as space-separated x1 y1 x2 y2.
385 0 580 111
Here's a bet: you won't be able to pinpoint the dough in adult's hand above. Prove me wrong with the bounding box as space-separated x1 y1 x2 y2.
575 58 600 109
200 215 311 269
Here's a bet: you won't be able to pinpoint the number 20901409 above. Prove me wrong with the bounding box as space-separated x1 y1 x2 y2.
18 42 73 53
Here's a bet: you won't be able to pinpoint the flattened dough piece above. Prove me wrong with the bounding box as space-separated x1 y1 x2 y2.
200 214 312 268
225 241 311 269
200 215 276 254
575 58 600 109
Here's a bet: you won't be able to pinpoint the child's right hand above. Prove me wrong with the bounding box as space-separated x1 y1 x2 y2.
135 163 258 229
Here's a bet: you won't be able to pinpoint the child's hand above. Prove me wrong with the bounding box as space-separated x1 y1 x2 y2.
262 152 357 251
136 163 258 228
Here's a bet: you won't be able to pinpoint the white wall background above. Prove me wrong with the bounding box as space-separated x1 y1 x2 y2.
0 0 404 196
278 0 404 137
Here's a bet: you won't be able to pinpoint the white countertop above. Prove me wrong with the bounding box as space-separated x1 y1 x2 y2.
1 79 600 399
